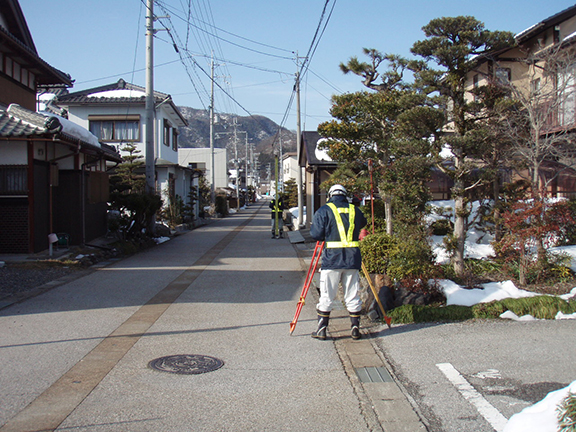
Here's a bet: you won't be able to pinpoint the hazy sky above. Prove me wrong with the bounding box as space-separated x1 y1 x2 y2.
19 1 576 133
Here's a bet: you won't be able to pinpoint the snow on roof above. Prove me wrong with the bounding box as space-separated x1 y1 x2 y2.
564 30 576 43
87 89 146 98
40 111 101 148
514 22 542 41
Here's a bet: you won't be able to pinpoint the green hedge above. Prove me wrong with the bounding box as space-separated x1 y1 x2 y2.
386 296 576 324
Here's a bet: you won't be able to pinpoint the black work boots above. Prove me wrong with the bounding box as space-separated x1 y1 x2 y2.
311 310 330 340
350 312 361 340
311 310 362 340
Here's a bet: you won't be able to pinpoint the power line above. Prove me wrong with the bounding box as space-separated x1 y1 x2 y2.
156 0 294 56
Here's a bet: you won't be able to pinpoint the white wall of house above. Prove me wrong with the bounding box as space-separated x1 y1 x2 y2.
66 105 181 165
0 140 103 170
282 153 299 184
0 141 26 164
178 147 228 189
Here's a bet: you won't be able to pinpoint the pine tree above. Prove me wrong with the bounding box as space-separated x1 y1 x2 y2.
410 16 515 276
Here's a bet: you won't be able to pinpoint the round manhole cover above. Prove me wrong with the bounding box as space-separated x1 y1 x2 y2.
148 354 224 375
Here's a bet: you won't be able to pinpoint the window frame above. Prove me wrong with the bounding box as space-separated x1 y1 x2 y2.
88 115 141 143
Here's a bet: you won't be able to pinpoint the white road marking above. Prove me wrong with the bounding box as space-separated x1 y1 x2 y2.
436 362 508 432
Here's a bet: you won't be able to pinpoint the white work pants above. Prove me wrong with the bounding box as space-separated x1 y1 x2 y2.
317 269 362 313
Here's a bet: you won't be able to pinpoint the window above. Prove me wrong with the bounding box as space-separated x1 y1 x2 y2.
5 57 13 78
558 64 576 127
0 55 35 90
495 67 511 83
163 119 171 147
172 128 178 151
531 78 541 95
88 115 140 142
21 68 28 87
473 74 480 101
0 166 27 195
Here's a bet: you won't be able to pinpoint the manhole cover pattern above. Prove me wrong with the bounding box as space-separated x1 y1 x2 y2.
148 354 224 375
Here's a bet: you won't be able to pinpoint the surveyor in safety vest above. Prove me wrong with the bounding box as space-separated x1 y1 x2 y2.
269 194 285 239
310 184 367 340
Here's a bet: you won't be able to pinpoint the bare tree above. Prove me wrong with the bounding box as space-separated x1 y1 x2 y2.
493 44 576 263
496 45 576 195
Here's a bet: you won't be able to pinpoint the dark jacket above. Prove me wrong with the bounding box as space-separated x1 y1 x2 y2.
269 197 285 219
310 195 367 270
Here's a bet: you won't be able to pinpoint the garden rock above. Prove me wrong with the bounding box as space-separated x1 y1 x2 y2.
394 286 431 308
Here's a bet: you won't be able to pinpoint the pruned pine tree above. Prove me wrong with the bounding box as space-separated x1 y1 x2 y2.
322 50 440 235
109 143 161 239
113 142 145 193
410 16 515 277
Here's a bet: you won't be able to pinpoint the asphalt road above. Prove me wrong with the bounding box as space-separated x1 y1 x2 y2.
370 319 576 432
1 199 575 432
0 203 372 432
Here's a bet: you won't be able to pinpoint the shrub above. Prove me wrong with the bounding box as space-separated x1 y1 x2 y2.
430 218 453 236
359 232 394 275
472 296 576 320
360 228 439 290
388 304 473 323
215 194 228 216
360 199 387 233
384 295 576 324
558 392 576 432
387 227 438 283
493 197 576 285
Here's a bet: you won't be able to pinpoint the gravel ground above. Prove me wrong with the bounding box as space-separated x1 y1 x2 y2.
0 264 86 301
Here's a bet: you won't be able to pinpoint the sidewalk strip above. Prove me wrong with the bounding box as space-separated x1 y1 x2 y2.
0 208 260 432
436 362 508 432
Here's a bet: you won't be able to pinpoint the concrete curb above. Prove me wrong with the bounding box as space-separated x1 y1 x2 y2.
330 312 428 432
292 238 428 431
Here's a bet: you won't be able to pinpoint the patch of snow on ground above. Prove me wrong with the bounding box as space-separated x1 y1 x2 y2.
437 279 540 307
503 380 576 432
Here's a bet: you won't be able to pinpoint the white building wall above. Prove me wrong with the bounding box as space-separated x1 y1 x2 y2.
0 141 27 164
178 148 228 189
64 105 180 164
282 154 299 183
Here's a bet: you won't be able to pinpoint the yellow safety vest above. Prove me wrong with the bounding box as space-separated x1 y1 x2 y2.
326 203 359 248
272 200 282 213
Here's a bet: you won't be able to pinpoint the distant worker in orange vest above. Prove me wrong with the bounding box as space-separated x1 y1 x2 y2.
309 184 367 340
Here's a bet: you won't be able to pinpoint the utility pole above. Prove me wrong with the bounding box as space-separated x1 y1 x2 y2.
144 0 157 236
274 152 279 237
279 129 283 193
295 66 304 228
244 133 249 199
232 118 240 210
145 0 155 196
209 53 215 204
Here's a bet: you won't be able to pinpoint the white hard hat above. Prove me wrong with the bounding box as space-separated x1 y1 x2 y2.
328 184 347 197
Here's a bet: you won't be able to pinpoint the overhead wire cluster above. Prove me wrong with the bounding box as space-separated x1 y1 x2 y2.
137 0 339 152
271 0 338 151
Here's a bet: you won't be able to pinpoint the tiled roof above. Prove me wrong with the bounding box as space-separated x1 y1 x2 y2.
0 105 51 137
56 79 167 104
516 4 576 43
0 104 121 162
0 25 73 87
55 79 188 127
